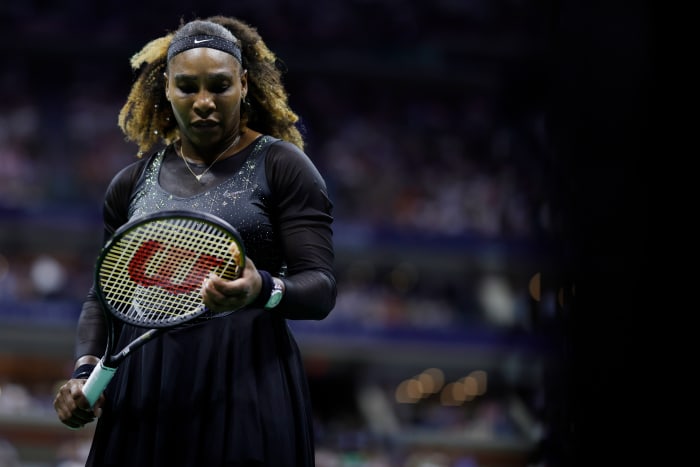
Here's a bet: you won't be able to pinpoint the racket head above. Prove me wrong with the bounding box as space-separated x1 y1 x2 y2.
94 210 246 328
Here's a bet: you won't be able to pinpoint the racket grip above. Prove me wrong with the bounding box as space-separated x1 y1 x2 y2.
82 359 117 408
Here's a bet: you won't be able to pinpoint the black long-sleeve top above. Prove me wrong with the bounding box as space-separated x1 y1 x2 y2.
74 135 336 359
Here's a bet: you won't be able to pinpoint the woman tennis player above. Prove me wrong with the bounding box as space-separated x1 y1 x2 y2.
53 15 336 467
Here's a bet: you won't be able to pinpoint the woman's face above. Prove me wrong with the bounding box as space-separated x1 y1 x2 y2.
165 47 247 150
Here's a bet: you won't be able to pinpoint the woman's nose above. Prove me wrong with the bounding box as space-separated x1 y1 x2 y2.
194 92 215 113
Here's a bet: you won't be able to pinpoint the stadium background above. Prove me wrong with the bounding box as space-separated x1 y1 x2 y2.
0 1 650 466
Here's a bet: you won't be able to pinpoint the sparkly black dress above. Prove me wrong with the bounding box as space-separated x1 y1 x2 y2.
75 136 336 467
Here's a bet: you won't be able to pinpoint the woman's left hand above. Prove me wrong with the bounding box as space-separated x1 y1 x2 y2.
201 256 263 313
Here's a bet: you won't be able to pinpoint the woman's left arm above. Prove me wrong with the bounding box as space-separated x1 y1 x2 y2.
266 141 337 320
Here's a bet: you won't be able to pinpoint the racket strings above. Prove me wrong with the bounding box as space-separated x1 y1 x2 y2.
98 217 243 327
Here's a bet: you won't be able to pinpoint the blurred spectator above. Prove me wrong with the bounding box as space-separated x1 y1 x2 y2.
0 438 19 467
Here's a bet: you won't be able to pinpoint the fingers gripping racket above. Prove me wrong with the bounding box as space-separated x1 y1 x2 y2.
82 210 245 407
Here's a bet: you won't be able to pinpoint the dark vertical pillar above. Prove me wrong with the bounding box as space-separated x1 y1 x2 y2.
547 1 651 465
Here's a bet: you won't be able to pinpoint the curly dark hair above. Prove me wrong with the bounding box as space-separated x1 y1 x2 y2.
117 15 304 157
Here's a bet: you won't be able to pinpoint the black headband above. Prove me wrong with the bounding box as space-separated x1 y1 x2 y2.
167 34 242 63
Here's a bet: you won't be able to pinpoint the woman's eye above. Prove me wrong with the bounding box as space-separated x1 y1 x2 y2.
177 84 198 94
212 83 230 93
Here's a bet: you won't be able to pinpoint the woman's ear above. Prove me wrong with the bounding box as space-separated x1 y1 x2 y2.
163 72 170 101
240 69 248 99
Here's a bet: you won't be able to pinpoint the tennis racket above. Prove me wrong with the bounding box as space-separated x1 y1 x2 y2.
81 210 245 407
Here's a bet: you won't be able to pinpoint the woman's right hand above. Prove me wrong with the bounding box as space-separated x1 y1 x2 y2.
53 378 103 429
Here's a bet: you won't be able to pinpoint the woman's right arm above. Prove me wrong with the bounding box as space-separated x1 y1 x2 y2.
74 158 147 359
54 158 147 427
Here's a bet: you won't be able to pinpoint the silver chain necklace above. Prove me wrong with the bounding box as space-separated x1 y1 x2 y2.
176 134 241 183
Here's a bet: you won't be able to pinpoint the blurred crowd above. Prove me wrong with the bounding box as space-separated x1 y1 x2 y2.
0 2 561 465
1 0 553 233
0 0 554 328
0 76 551 331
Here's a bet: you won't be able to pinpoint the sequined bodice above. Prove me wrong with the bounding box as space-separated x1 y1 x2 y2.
129 136 283 273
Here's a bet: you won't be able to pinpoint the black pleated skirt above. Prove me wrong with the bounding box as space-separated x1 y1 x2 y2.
86 307 315 467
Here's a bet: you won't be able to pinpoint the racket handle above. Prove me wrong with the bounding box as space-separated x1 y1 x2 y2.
82 359 117 408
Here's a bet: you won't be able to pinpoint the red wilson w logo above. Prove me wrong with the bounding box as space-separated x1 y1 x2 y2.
127 240 224 294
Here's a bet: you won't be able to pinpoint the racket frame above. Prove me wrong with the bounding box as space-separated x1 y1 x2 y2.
82 210 245 407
